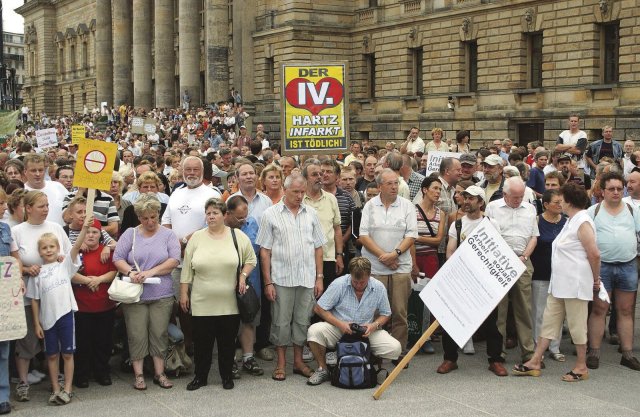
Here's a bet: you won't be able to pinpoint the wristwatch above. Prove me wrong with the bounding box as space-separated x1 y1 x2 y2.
395 248 402 256
181 237 188 245
336 252 344 257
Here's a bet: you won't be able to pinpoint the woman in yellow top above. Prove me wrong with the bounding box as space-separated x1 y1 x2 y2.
180 198 256 391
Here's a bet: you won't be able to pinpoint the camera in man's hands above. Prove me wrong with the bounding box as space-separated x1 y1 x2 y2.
350 323 367 337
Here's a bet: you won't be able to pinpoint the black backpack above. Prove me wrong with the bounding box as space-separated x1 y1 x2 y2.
331 334 377 389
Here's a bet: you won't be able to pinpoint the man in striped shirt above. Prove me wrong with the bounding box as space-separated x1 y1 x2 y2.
257 173 327 381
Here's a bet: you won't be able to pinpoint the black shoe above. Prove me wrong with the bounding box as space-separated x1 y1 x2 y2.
186 377 207 391
0 402 10 415
222 378 234 390
620 356 640 371
96 375 112 386
74 378 89 389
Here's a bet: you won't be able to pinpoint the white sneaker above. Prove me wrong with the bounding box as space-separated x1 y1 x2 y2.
463 339 475 355
302 346 314 362
30 369 46 379
326 351 337 366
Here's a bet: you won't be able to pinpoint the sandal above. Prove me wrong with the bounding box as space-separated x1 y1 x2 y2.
134 374 147 390
562 370 589 382
153 373 173 389
293 366 314 378
512 364 541 377
550 352 566 362
272 367 286 381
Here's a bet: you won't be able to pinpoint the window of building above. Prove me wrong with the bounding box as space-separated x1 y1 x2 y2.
58 48 65 73
265 57 275 94
517 122 544 143
365 53 376 99
82 42 88 69
70 94 74 112
410 47 423 96
527 33 543 88
601 22 619 84
70 44 76 72
200 0 205 28
464 41 477 92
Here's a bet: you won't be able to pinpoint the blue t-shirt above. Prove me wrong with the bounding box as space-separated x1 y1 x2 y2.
588 203 640 263
526 167 545 195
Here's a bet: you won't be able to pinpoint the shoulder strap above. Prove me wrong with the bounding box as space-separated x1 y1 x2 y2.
594 203 601 218
455 218 463 248
415 204 436 237
626 202 634 217
230 228 241 286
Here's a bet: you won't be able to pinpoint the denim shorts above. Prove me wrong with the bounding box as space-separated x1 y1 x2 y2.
43 311 75 356
600 260 638 292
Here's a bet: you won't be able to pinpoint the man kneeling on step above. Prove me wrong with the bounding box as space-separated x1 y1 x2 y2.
306 257 401 385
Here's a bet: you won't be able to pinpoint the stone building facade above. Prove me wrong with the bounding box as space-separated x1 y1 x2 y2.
17 0 640 147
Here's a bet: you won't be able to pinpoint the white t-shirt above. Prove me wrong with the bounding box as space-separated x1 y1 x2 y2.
448 215 485 244
161 183 221 241
12 221 72 306
25 181 68 226
25 254 80 330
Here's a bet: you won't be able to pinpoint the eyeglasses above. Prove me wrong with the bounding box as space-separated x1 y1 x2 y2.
605 187 623 192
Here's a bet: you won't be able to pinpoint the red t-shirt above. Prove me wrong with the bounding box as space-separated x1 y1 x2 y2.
72 244 117 313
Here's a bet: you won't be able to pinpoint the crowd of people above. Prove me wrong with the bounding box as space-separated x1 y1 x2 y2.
0 106 638 412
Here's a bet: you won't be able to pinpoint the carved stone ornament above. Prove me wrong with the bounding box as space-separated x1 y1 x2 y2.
461 18 471 35
25 24 37 45
521 8 537 32
459 17 476 42
363 35 369 49
599 0 609 16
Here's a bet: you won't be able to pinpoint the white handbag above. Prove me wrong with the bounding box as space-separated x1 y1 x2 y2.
108 226 143 303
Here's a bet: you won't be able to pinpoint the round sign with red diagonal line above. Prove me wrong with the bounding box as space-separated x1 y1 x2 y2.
84 150 107 174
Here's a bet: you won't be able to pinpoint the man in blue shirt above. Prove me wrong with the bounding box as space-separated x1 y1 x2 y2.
305 257 401 385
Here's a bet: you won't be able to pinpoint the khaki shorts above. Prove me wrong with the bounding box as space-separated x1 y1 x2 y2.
540 295 588 345
15 305 42 359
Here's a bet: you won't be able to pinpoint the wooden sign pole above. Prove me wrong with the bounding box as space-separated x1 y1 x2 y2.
85 188 96 217
373 320 440 400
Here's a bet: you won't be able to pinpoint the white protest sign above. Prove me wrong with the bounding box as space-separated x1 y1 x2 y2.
425 151 461 176
143 118 157 134
131 117 144 134
420 218 525 348
0 256 27 342
35 128 58 149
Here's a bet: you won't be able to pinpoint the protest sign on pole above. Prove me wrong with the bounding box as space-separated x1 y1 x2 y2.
281 62 349 155
143 118 157 134
73 140 118 192
0 257 27 342
373 218 525 400
131 117 145 134
424 151 461 176
71 125 86 144
35 128 58 149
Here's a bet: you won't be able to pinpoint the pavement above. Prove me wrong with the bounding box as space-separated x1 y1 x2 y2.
7 311 640 417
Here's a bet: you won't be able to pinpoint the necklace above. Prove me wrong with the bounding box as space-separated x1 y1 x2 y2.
542 212 561 224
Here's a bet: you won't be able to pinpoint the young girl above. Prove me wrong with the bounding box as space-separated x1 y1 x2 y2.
25 215 91 406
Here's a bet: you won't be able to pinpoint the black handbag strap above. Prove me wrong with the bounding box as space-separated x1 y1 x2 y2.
230 228 242 289
415 204 436 237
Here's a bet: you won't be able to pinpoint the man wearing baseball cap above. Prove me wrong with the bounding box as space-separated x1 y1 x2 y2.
437 185 507 376
480 154 505 203
459 153 481 184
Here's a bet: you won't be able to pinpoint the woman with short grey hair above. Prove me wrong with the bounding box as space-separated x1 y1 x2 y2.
114 193 181 391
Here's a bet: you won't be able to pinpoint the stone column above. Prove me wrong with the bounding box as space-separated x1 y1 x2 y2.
155 0 175 108
95 0 113 108
112 0 132 106
132 0 152 109
179 0 201 107
205 0 228 103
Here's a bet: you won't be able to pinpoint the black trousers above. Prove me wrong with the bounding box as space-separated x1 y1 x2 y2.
192 314 240 381
442 307 504 363
322 261 337 290
74 309 116 380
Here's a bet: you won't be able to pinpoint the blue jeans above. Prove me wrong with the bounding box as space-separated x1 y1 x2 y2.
600 260 638 292
0 341 9 403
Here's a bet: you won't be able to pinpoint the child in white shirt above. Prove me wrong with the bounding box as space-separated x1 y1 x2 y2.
26 216 90 405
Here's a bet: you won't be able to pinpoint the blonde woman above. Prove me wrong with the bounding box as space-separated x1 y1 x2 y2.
260 163 284 204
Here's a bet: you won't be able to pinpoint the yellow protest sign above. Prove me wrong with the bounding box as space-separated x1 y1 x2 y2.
73 139 118 191
71 125 86 144
281 62 349 155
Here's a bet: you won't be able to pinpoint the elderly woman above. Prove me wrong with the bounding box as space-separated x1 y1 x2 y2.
121 172 168 234
260 163 284 204
108 171 129 223
514 183 600 382
529 190 567 362
113 194 180 390
71 219 117 388
180 198 256 391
